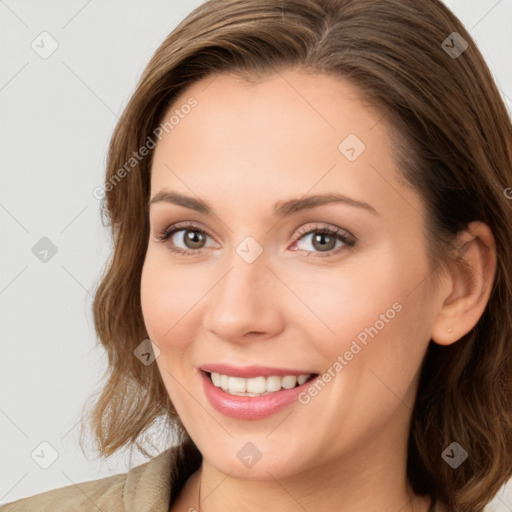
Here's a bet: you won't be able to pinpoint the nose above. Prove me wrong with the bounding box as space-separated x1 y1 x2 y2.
202 249 284 343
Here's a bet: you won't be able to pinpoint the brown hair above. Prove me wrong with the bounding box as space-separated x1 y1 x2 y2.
81 1 512 510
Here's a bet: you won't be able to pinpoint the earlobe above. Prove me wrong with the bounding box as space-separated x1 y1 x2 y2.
430 221 497 346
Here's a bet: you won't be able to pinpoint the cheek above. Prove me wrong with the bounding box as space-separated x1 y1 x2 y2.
282 255 403 349
140 250 202 349
286 249 431 371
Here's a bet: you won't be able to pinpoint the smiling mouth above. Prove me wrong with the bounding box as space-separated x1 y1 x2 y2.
204 371 319 397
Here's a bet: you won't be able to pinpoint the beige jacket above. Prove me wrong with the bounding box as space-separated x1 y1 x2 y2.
0 440 202 512
1 439 449 511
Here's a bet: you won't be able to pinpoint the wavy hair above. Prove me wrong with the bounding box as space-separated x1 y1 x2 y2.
80 1 512 510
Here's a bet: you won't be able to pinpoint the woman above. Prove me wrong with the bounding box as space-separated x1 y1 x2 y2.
2 0 511 511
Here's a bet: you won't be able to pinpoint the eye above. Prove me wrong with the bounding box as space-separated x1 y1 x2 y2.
154 222 356 258
291 224 356 257
155 222 216 255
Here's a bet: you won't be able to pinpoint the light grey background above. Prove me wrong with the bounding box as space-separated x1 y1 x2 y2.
1 0 511 508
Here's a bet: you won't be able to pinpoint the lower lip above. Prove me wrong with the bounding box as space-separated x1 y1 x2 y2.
200 370 319 420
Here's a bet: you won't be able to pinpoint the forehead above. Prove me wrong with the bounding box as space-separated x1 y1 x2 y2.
149 69 424 225
160 69 382 152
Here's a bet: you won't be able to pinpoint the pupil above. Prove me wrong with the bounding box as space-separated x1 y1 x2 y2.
313 233 335 251
185 230 205 249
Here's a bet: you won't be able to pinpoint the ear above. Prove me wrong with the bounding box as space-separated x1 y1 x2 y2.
430 221 497 346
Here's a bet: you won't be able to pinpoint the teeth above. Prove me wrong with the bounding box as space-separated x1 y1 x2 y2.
209 372 312 396
297 374 309 385
228 376 246 393
282 375 298 389
211 372 221 387
247 376 266 393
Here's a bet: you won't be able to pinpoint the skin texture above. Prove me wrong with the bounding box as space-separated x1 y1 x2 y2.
140 69 496 512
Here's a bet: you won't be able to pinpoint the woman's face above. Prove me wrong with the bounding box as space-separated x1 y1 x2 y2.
141 69 444 480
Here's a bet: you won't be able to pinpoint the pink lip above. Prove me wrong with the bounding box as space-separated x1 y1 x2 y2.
199 369 320 420
199 363 316 378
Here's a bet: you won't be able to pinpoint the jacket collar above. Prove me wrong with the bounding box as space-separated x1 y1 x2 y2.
123 438 202 512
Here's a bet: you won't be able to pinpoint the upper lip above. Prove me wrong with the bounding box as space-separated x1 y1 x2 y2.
200 364 318 378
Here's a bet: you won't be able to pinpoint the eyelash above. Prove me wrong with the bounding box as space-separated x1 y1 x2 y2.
155 222 356 258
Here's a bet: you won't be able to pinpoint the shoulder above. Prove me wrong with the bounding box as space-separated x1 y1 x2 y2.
0 448 178 512
0 472 127 512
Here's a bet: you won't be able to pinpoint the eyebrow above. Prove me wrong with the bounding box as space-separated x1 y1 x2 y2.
149 190 379 217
